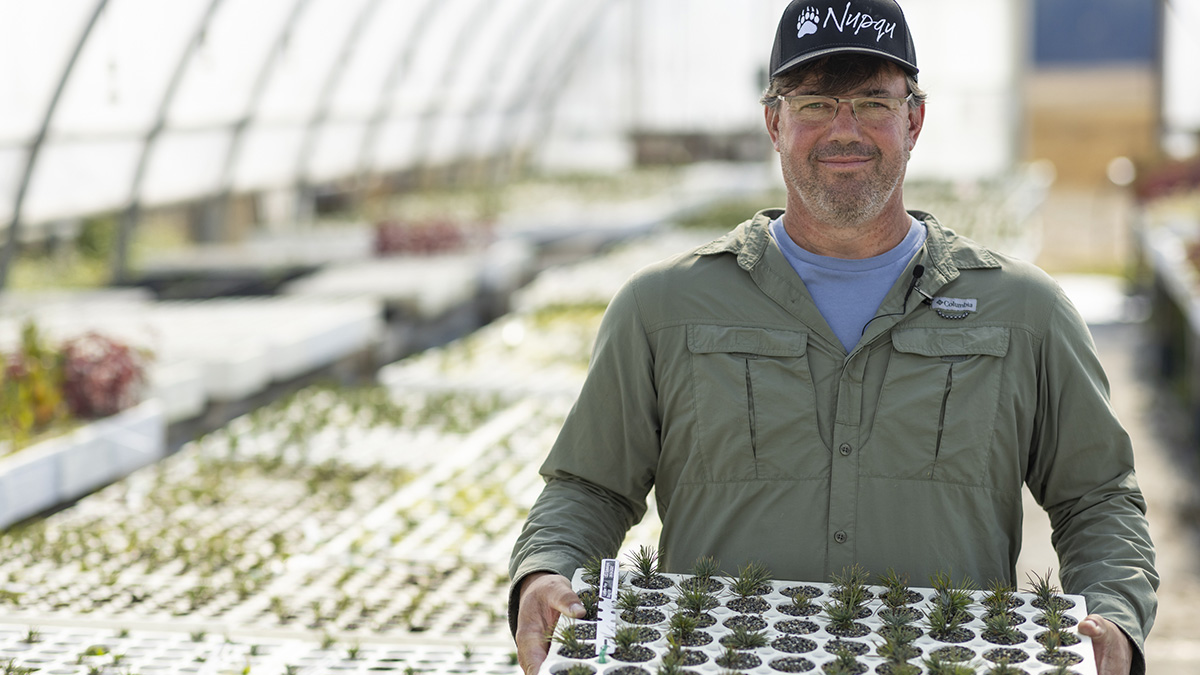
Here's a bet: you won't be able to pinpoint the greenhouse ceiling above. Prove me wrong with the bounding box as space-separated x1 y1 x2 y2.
0 0 606 230
0 0 1195 290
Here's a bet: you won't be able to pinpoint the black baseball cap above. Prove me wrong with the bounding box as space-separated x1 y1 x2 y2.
770 0 918 79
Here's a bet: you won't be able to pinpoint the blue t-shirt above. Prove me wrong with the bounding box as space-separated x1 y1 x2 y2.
770 217 926 353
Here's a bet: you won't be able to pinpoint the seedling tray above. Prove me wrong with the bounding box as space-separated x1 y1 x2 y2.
543 568 1095 675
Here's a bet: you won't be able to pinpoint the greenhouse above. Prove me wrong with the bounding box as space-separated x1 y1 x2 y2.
1 1 1200 674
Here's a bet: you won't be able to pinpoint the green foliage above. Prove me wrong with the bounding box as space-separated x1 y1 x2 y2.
674 582 716 616
1024 569 1059 604
76 215 117 261
1040 605 1066 632
878 568 914 608
822 597 863 634
1 321 66 450
550 622 588 651
722 625 768 649
878 605 921 639
612 625 644 651
687 555 722 583
876 632 921 664
788 591 814 614
728 560 772 597
981 579 1016 617
2 659 35 675
982 611 1023 644
986 659 1024 675
830 564 872 607
927 571 976 638
922 654 977 675
823 647 863 675
667 612 700 640
626 545 662 582
616 589 644 613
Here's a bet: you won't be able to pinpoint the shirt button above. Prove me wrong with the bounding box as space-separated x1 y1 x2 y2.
834 530 848 544
839 443 852 456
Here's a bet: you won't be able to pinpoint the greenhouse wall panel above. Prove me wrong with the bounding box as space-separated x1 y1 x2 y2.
24 140 142 223
140 130 230 206
232 126 306 193
306 123 370 183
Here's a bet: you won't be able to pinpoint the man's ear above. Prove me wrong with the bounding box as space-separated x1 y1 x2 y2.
765 105 781 151
907 102 925 151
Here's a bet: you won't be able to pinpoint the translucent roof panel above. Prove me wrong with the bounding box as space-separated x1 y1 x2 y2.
52 0 211 136
5 0 1188 248
166 0 300 128
0 0 614 234
0 3 97 144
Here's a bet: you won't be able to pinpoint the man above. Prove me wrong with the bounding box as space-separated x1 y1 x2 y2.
509 1 1158 673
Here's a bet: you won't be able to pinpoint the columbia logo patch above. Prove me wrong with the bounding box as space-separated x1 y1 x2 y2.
932 297 977 313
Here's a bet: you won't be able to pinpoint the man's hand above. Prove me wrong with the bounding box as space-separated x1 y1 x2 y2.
1079 614 1133 675
515 572 585 675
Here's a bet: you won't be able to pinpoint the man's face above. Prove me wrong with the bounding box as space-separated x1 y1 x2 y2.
766 64 923 229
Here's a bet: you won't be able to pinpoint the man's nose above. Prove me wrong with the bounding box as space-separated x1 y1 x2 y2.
827 100 864 140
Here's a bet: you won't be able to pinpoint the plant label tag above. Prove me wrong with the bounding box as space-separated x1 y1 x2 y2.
595 558 620 650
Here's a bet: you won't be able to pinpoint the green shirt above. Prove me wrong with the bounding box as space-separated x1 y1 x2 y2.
509 210 1157 664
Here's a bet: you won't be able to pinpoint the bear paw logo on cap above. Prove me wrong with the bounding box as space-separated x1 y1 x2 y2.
797 6 820 38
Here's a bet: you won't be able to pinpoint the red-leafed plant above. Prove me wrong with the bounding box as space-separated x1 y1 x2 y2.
60 333 147 419
373 218 467 256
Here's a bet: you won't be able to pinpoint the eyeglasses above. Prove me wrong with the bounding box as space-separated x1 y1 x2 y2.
776 93 913 126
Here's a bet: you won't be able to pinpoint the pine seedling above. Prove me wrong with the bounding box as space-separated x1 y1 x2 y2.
722 625 769 649
879 568 915 608
922 654 977 675
667 612 700 642
833 563 872 586
715 645 757 669
549 621 595 659
876 632 921 663
824 647 863 675
788 591 815 614
626 545 664 584
657 640 690 675
680 554 724 593
674 582 717 617
981 579 1017 618
616 589 644 616
612 625 646 654
986 660 1024 675
581 555 606 587
929 571 976 627
878 605 922 642
1039 605 1066 632
578 587 600 620
1025 568 1071 611
982 611 1024 645
728 560 772 597
822 597 863 636
926 602 970 642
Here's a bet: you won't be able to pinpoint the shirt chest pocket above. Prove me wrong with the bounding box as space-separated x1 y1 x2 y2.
685 325 823 482
875 326 1010 485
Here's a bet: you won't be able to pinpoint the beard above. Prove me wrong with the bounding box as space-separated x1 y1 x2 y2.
781 140 909 228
